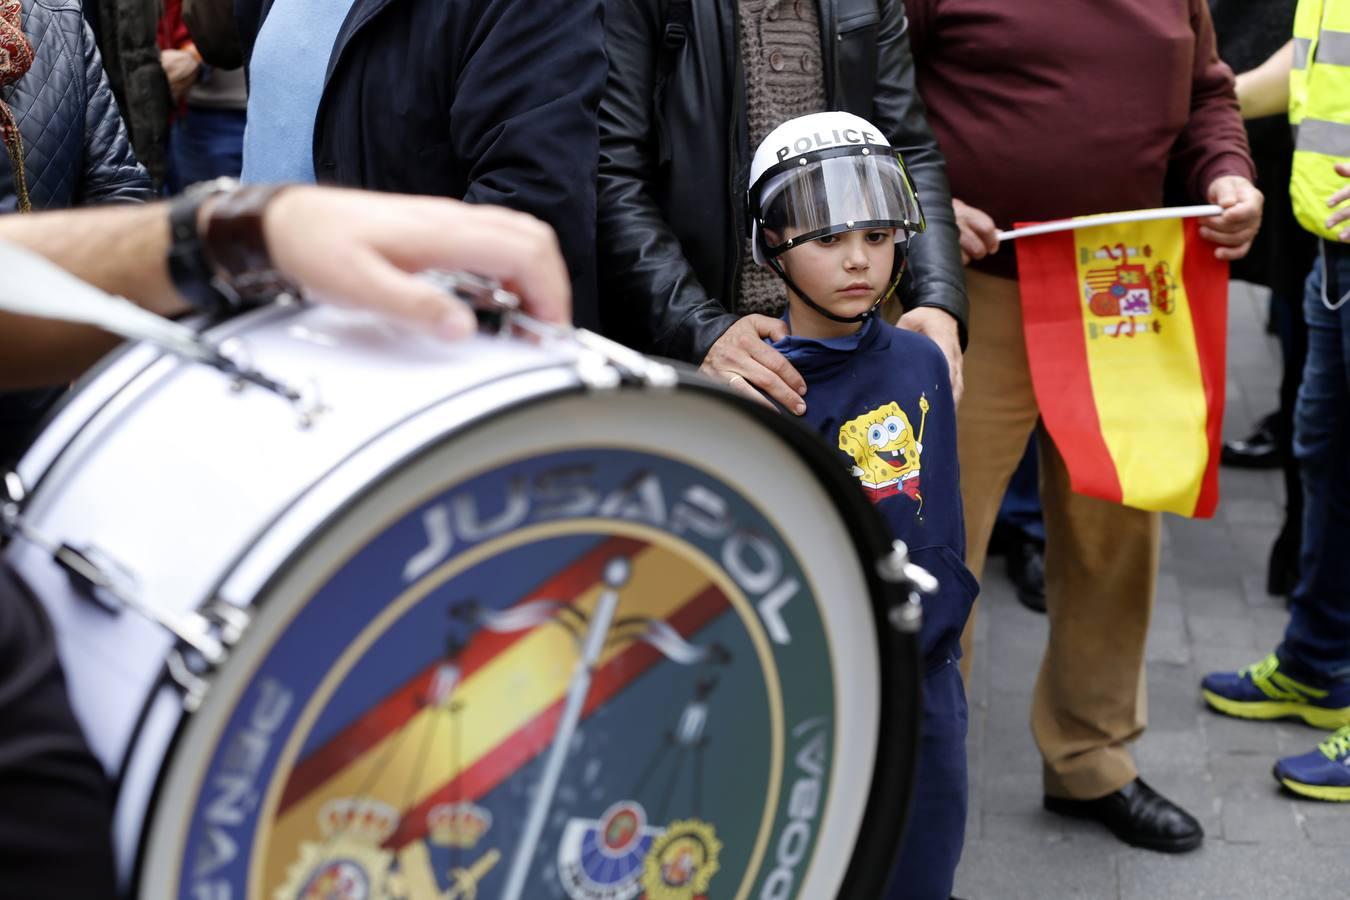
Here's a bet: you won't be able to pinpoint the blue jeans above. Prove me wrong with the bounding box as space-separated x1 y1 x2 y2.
167 106 246 194
1279 249 1350 682
885 658 968 900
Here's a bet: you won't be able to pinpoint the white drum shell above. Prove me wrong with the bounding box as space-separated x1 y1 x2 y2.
5 304 885 898
6 306 577 877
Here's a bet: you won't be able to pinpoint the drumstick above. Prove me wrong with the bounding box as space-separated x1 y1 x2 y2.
0 240 223 364
0 240 303 404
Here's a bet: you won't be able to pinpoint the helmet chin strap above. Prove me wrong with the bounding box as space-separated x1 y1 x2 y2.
764 242 908 325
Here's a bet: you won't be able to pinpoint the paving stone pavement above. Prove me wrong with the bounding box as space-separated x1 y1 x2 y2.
951 281 1350 899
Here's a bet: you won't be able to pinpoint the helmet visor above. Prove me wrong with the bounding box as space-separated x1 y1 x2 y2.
757 150 925 254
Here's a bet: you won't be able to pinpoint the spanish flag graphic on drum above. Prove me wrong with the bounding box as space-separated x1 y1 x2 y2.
1012 209 1228 518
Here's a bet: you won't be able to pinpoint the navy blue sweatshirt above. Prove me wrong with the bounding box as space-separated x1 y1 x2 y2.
774 316 979 665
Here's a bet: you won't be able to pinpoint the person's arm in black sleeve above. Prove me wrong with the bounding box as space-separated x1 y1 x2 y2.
870 0 968 347
596 0 739 361
77 19 154 204
451 0 606 328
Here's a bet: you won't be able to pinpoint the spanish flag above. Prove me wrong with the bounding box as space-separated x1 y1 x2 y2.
1012 210 1228 518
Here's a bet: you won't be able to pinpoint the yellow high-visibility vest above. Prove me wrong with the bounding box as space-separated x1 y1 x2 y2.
1291 0 1350 239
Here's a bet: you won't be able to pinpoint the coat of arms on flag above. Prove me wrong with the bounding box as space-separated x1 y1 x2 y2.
1012 209 1228 518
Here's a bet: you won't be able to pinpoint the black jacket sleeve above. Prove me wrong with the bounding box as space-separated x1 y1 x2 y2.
871 0 967 345
596 0 739 362
78 18 154 204
453 0 607 328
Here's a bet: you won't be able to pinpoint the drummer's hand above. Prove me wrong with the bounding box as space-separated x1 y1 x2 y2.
1200 175 1263 261
898 306 964 405
261 187 572 338
700 315 808 415
952 197 999 265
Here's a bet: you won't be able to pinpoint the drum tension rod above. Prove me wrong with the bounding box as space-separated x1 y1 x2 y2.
2 469 235 669
877 539 936 634
204 339 327 428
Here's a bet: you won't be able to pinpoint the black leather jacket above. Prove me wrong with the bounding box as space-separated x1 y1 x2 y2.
598 0 967 362
0 0 152 211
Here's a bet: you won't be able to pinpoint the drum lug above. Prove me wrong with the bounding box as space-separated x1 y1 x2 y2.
570 329 680 390
162 602 251 712
575 351 624 390
887 595 923 634
202 599 253 647
2 474 234 667
877 540 935 634
166 648 211 712
0 469 26 541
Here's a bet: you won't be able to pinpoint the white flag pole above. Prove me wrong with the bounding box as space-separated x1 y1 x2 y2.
994 205 1224 243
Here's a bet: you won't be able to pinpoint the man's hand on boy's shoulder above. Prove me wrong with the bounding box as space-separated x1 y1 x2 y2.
897 307 964 405
700 314 809 415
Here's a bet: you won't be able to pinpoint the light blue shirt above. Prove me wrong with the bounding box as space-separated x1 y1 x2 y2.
241 0 359 184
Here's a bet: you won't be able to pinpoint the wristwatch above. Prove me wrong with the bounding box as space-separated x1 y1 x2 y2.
166 178 299 315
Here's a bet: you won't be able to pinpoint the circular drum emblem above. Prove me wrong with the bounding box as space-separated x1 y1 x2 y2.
164 448 877 899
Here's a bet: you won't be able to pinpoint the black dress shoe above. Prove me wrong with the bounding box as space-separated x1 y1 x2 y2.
1043 778 1203 853
1221 419 1282 469
1004 537 1046 613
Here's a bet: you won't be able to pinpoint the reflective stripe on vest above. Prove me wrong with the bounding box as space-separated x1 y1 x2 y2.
1297 118 1350 156
1291 0 1350 239
1316 28 1350 63
1295 36 1312 70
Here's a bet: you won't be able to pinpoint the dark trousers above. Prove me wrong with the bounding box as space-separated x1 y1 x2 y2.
0 565 116 899
886 657 968 900
167 105 246 193
1270 283 1309 577
1279 250 1350 682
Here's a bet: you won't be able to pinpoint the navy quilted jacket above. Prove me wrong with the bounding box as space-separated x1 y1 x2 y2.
0 0 152 211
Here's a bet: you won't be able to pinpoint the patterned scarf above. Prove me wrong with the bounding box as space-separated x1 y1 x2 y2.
0 0 34 212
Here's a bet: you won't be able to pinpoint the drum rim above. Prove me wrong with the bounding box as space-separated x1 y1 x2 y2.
125 366 919 898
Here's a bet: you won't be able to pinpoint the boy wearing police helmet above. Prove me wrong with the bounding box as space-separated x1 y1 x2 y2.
748 111 977 900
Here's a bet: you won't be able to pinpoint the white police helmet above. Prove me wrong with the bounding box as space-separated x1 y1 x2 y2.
748 111 925 267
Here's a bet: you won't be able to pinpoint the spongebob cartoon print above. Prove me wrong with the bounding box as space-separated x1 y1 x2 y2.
838 396 929 509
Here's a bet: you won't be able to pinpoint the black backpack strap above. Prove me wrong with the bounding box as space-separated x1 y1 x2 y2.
656 0 691 88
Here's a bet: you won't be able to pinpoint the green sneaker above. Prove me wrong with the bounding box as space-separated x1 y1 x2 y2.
1201 653 1350 729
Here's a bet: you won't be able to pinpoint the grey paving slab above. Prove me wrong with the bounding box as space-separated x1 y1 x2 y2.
1133 728 1210 775
1220 791 1304 844
1117 844 1350 900
954 838 1122 900
1185 611 1258 650
953 281 1348 898
1177 580 1247 617
1146 604 1192 667
1143 662 1205 732
1201 712 1282 756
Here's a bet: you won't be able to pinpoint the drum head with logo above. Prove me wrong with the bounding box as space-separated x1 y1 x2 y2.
135 387 919 899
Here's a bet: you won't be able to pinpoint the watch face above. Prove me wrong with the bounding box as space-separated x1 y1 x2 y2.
158 447 884 900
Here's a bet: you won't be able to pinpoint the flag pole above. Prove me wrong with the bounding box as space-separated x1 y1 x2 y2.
994 205 1224 243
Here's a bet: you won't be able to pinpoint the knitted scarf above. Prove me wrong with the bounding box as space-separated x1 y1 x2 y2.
0 0 34 212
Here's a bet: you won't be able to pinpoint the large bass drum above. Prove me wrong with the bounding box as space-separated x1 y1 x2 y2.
3 303 921 899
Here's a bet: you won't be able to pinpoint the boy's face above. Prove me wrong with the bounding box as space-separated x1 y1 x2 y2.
774 228 896 319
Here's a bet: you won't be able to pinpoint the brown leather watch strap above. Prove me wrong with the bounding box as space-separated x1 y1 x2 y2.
200 183 300 306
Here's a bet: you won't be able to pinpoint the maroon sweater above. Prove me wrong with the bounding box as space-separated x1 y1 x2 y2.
905 0 1255 278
